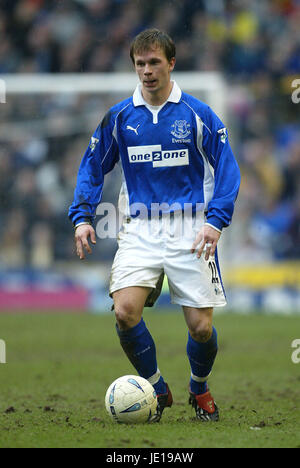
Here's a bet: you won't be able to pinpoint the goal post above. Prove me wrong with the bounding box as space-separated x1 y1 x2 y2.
2 72 227 120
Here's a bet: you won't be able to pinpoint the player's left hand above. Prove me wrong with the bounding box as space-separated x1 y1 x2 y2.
191 225 221 261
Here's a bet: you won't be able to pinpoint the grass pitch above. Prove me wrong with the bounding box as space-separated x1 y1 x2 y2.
0 310 299 448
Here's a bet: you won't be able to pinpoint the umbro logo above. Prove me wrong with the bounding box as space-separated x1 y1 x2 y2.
126 124 140 136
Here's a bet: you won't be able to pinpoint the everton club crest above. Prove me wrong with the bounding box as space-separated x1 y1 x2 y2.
171 120 191 140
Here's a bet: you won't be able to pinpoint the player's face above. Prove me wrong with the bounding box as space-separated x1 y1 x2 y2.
134 47 176 103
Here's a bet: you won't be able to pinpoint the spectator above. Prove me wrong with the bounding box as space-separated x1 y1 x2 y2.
1 0 300 266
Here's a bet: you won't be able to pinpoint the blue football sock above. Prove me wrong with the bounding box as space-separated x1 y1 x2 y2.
152 376 167 396
187 327 218 395
116 319 167 395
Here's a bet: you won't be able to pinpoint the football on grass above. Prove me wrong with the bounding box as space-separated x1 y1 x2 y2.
105 375 157 424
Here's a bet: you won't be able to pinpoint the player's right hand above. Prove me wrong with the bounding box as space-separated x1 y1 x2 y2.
74 224 96 260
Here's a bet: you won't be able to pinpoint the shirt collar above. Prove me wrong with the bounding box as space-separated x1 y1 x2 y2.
133 80 182 107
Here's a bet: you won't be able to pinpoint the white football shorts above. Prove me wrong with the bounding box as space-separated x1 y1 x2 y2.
109 212 227 308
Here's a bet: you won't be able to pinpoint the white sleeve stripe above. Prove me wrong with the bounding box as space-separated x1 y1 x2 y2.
101 137 115 166
192 112 215 210
181 100 212 134
181 99 214 169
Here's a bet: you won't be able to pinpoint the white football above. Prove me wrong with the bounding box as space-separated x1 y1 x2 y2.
105 375 157 424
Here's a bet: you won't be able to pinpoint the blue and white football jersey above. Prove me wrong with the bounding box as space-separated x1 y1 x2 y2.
69 82 240 232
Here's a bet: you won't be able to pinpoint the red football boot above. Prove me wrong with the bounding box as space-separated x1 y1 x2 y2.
189 389 219 422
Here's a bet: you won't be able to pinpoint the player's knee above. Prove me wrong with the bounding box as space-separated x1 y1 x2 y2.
114 301 139 330
189 321 212 343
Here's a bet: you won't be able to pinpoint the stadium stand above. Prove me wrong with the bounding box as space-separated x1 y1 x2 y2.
0 0 299 311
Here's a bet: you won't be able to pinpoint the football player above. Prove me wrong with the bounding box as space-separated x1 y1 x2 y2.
69 29 240 422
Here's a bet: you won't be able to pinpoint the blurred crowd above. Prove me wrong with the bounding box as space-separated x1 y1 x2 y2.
1 0 300 75
0 0 300 268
